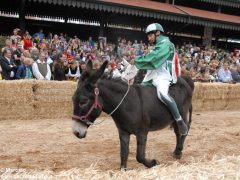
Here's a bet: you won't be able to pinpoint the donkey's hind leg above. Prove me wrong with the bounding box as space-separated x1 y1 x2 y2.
136 132 159 168
172 108 190 159
172 122 187 159
172 105 192 159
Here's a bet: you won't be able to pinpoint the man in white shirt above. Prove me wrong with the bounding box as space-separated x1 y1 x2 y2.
32 52 51 80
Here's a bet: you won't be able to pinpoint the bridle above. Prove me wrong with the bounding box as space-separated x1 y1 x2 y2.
72 85 102 126
72 81 130 126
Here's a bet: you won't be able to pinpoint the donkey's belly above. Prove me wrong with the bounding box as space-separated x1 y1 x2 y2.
144 102 175 131
148 116 174 131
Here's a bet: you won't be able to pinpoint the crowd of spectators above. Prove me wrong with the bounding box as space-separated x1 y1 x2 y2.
178 43 240 83
0 28 239 83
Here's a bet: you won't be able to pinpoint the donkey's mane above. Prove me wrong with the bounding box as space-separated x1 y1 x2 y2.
100 73 129 87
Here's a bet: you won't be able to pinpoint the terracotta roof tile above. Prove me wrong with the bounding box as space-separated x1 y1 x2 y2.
177 6 240 24
99 0 240 25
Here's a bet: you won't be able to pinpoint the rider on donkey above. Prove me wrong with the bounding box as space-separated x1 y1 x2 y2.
134 23 188 135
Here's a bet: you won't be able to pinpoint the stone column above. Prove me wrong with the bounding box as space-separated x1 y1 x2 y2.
202 26 213 47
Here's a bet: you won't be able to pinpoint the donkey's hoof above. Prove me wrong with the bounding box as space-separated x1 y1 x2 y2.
173 151 182 159
120 167 127 171
153 159 160 166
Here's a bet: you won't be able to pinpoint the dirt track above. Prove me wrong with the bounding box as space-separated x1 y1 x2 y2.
0 111 239 172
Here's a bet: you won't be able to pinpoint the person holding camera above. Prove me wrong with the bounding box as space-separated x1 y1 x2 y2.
65 57 80 81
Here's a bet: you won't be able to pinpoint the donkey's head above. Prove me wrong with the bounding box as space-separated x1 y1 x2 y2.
72 60 108 139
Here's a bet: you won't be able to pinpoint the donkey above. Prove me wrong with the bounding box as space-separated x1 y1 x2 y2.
72 60 194 169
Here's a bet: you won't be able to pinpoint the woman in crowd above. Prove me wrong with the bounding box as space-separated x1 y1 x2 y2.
52 53 67 81
79 61 86 74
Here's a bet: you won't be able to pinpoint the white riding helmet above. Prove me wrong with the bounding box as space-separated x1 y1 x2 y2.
146 23 164 34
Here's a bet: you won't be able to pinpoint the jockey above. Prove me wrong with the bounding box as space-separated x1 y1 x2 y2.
134 23 188 135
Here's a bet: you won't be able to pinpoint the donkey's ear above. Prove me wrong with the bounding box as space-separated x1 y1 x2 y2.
88 61 108 83
86 60 93 72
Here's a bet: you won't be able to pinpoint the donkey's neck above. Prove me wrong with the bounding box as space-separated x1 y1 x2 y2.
98 78 129 115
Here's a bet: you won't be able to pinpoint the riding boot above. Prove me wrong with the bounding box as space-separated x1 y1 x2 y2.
158 92 188 135
176 118 188 135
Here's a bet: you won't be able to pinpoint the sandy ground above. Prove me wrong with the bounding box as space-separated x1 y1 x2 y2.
0 111 239 172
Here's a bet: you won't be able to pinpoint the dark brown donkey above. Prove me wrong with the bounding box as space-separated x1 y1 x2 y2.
72 60 194 169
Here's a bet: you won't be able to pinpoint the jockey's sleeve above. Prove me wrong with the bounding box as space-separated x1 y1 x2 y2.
134 39 174 70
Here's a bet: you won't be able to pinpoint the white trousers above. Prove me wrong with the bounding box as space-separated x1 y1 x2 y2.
152 63 173 103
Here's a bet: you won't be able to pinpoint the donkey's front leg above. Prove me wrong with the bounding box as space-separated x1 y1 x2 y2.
118 129 130 170
136 132 159 168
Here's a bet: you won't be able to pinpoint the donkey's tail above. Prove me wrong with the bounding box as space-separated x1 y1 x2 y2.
188 104 193 129
181 76 194 128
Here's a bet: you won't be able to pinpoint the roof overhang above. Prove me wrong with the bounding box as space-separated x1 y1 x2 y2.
27 0 240 31
198 0 240 8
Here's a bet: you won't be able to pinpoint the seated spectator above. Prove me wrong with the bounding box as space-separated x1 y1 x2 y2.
33 29 45 43
23 34 33 50
218 63 233 83
1 39 12 52
32 52 51 80
65 57 80 81
13 42 24 67
38 39 47 50
93 60 101 69
195 66 211 82
52 53 66 81
15 58 34 79
106 63 121 78
189 66 198 79
30 48 39 62
231 64 240 83
79 61 86 74
50 49 57 62
10 28 21 42
209 66 220 82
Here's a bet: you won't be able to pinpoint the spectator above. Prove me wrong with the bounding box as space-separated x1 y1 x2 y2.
231 64 240 83
218 63 233 83
15 58 34 79
89 36 94 49
0 48 16 80
1 39 12 52
23 34 33 50
10 28 21 42
65 57 80 81
195 66 211 82
32 52 51 80
52 53 67 81
13 42 23 67
79 61 86 74
33 29 45 43
30 48 39 62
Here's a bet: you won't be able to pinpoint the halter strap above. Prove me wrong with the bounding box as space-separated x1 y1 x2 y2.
72 85 102 126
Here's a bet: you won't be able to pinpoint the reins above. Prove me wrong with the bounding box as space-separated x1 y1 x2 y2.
93 81 131 125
